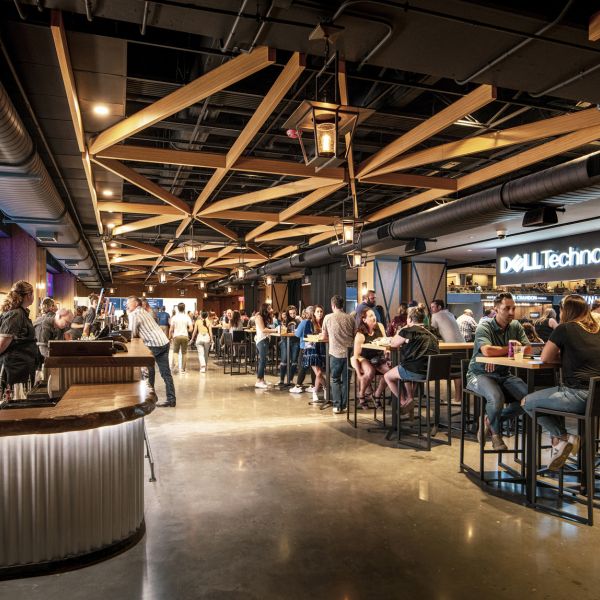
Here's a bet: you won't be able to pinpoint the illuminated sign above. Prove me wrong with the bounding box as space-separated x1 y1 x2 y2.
496 231 600 284
481 294 552 303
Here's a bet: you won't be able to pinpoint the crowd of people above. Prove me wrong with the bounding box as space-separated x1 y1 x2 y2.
2 282 600 474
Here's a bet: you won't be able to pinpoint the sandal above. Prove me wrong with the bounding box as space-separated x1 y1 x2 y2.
399 399 414 415
358 396 370 410
373 396 383 409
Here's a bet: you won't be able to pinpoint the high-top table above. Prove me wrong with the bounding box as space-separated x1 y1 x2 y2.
0 381 155 579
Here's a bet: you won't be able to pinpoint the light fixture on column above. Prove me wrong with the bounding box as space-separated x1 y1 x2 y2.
179 288 185 297
109 287 115 294
203 292 208 299
142 291 146 297
159 270 167 284
148 285 154 293
265 275 273 286
226 286 232 294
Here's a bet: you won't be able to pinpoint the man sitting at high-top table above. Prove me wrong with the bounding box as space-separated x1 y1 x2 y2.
466 292 530 451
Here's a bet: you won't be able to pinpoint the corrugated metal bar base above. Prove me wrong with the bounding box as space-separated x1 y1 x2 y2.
0 418 145 579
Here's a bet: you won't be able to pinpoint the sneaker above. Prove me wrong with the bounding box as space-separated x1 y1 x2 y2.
277 380 285 386
255 381 268 389
306 386 316 393
289 385 303 394
568 434 581 457
333 407 344 414
548 439 573 471
491 434 508 452
200 367 206 373
311 392 320 403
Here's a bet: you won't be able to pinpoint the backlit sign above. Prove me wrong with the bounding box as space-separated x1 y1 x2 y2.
496 231 600 285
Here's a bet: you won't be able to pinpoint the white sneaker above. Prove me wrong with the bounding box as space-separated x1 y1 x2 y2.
255 381 268 389
333 407 344 414
548 439 573 471
306 386 316 393
311 391 320 403
289 385 303 394
200 367 206 373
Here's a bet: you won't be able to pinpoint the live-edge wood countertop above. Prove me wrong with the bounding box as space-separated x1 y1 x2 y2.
0 382 156 437
44 338 155 369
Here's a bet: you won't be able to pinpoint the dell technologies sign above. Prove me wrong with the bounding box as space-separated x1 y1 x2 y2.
496 231 600 285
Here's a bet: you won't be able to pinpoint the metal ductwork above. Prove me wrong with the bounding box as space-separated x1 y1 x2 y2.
228 151 600 287
0 82 100 285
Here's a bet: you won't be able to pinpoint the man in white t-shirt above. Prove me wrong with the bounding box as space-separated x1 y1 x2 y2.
430 299 463 342
169 302 193 373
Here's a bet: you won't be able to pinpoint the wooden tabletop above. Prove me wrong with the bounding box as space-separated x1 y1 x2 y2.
360 341 474 352
304 335 325 342
475 356 560 370
271 332 297 337
0 382 156 437
45 338 155 368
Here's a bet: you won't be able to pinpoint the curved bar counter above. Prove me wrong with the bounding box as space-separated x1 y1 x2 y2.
0 341 156 579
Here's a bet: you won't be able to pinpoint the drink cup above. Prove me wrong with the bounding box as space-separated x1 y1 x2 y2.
508 340 518 358
514 347 525 361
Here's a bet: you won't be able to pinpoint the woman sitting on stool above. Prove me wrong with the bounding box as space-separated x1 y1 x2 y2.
351 308 390 409
384 305 440 414
522 294 600 471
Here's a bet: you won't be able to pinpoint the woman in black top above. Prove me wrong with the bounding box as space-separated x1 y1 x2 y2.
534 308 558 342
523 295 600 471
385 306 439 413
351 308 390 409
0 280 37 391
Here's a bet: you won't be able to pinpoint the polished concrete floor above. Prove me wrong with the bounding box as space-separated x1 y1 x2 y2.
4 353 600 599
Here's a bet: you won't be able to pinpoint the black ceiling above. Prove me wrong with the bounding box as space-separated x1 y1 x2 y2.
1 0 600 283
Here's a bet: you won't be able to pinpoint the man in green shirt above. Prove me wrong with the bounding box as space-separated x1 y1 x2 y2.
467 292 530 451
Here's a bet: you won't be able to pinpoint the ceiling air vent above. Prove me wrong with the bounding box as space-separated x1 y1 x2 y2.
63 260 80 268
36 231 58 243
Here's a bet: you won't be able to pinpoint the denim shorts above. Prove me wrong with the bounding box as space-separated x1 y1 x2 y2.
398 365 424 381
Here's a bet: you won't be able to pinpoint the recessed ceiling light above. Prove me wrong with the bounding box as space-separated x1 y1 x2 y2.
102 189 114 197
109 241 117 248
106 222 115 229
93 104 110 116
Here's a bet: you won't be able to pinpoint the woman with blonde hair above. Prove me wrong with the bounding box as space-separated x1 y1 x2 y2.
0 280 37 389
534 307 558 342
523 295 600 471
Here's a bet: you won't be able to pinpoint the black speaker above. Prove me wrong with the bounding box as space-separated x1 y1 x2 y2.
405 238 426 254
522 206 559 227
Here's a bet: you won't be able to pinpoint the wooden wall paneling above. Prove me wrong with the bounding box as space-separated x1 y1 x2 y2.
0 235 13 293
53 272 77 310
410 260 447 310
373 257 402 324
270 283 288 315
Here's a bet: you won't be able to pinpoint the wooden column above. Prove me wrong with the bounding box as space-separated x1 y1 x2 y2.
372 257 403 324
403 259 447 308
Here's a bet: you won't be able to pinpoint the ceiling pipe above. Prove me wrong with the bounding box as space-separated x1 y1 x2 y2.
140 1 150 35
455 0 574 86
226 152 600 287
0 82 100 285
84 0 93 22
221 0 250 53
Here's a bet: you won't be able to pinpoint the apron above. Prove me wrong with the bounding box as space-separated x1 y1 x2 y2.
0 308 38 386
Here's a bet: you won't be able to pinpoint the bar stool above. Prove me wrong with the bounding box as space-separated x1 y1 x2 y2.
396 354 452 451
459 359 526 486
223 330 249 375
531 376 600 526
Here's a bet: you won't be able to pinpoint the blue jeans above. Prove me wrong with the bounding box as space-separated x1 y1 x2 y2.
256 338 269 380
279 338 300 382
467 372 527 434
398 365 423 381
523 386 588 437
329 355 348 410
148 342 176 404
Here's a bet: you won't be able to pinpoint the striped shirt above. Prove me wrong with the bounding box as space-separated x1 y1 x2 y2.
130 307 169 347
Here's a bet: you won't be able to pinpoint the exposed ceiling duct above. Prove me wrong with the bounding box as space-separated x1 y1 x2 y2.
225 151 600 287
0 82 100 285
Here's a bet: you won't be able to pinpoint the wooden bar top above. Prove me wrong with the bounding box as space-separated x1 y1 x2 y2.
360 341 474 352
475 356 560 370
0 382 156 437
45 338 155 369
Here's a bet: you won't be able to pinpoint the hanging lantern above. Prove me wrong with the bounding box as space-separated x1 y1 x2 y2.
347 250 367 269
159 271 167 284
334 217 364 246
197 281 206 290
282 101 372 171
185 244 197 262
237 265 246 280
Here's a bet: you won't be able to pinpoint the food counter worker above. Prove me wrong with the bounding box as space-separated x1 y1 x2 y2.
0 280 38 391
